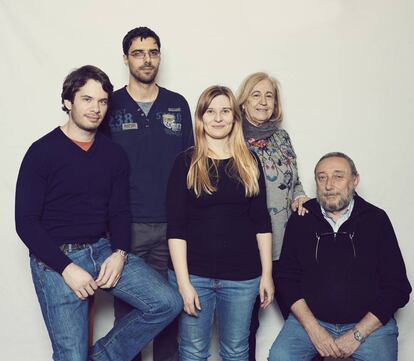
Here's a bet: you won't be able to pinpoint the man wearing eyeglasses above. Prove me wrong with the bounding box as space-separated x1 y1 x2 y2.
101 27 194 361
269 152 411 361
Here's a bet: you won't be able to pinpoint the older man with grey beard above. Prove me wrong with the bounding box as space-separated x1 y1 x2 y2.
268 152 411 361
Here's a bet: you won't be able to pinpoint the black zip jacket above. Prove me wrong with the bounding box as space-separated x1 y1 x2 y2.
276 194 411 324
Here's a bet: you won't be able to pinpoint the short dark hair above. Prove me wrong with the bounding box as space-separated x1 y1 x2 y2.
61 65 113 113
314 152 359 177
122 27 161 55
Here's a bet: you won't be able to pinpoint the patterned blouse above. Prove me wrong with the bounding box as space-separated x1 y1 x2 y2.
247 128 305 260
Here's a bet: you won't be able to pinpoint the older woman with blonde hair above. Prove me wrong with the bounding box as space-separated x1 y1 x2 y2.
167 85 274 361
237 72 309 361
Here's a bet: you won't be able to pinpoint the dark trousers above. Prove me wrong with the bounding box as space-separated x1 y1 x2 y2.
114 223 179 361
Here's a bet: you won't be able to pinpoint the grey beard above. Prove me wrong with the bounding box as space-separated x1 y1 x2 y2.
317 189 355 213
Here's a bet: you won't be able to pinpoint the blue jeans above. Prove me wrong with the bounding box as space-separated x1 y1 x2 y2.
30 238 182 361
268 314 398 361
114 223 178 361
168 270 260 361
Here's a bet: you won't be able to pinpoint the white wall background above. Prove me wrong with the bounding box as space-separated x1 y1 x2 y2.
1 0 413 360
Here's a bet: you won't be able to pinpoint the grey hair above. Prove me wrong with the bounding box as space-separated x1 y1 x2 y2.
314 152 359 177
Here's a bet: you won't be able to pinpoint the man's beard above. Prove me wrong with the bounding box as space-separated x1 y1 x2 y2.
73 117 100 132
317 188 355 213
131 65 158 84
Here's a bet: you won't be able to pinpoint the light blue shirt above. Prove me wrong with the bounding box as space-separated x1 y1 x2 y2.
320 198 354 232
137 101 154 116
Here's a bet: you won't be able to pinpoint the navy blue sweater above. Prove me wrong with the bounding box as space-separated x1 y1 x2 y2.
276 195 411 325
15 128 131 273
101 86 194 223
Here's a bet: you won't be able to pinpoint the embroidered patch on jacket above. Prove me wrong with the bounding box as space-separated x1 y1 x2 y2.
122 123 138 130
168 107 181 112
162 113 181 133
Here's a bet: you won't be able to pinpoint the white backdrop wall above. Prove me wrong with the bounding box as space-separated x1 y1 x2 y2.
1 0 413 360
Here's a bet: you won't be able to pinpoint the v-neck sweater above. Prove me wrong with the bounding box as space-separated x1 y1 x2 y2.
15 127 131 273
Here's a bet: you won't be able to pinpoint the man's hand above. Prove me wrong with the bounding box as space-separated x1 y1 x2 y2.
259 274 274 309
335 329 361 358
178 282 201 317
96 252 126 288
62 262 98 300
306 323 343 358
291 196 310 216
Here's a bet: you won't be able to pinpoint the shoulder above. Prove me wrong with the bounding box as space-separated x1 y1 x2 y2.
28 128 61 154
354 194 388 219
169 148 193 179
175 147 194 165
107 87 129 109
272 127 291 141
19 128 62 173
111 86 128 100
289 198 320 224
158 86 189 106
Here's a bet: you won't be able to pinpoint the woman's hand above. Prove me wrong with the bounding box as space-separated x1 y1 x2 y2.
179 282 201 316
259 274 275 309
291 196 310 216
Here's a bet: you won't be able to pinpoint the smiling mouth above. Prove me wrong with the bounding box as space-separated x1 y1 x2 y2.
86 115 100 121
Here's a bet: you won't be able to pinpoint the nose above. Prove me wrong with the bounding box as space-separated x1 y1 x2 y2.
325 177 334 190
259 95 268 105
91 100 101 114
214 112 223 123
143 52 151 63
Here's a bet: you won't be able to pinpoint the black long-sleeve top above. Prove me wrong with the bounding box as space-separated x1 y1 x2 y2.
276 195 411 325
15 128 131 274
167 149 272 281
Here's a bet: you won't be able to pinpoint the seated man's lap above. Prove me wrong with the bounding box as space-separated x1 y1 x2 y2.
269 315 398 361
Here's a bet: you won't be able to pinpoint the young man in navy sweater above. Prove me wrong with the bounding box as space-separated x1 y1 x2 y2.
15 65 182 361
101 27 194 361
268 152 411 361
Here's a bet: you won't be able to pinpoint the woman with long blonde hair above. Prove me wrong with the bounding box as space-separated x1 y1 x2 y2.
167 85 274 361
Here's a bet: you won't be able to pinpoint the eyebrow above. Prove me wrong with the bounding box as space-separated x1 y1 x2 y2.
130 48 159 53
80 94 108 100
251 90 274 95
316 170 346 175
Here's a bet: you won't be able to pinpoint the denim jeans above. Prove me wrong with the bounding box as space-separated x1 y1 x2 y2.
169 270 260 361
114 223 178 361
30 238 182 361
268 314 398 361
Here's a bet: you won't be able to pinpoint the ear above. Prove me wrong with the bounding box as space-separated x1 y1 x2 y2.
63 99 72 111
123 54 128 66
353 175 360 188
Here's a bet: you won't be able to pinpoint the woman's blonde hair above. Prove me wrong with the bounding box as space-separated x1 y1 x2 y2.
187 85 260 197
236 72 283 123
